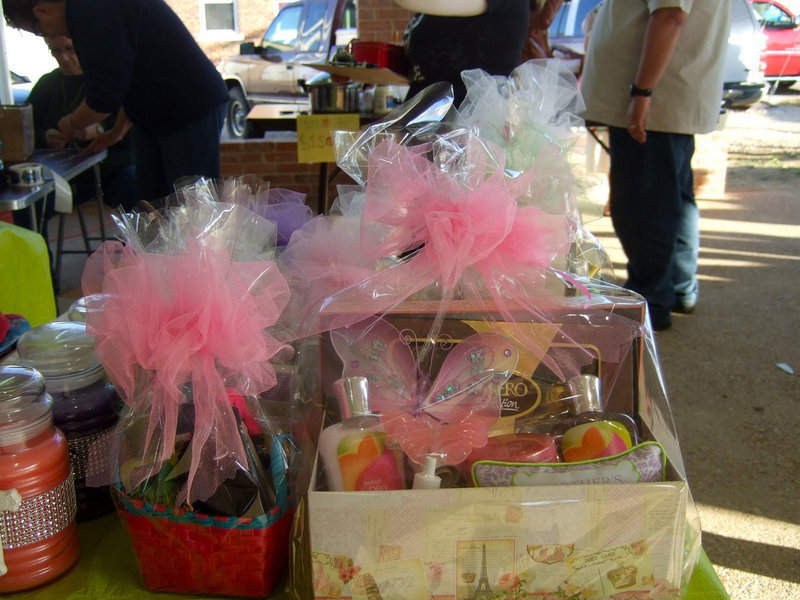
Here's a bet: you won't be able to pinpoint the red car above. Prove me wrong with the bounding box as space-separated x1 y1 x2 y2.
751 0 800 86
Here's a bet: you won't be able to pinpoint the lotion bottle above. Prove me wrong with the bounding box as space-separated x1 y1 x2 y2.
412 454 441 490
556 374 639 462
317 377 405 491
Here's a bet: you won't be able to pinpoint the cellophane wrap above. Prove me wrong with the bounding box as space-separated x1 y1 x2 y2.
81 176 296 513
282 60 701 599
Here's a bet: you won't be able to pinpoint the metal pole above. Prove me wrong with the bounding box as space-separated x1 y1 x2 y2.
0 17 14 104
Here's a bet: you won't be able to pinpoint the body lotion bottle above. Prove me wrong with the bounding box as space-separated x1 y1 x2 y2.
318 376 405 491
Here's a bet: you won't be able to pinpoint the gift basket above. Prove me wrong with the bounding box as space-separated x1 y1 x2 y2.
278 60 701 600
79 177 311 597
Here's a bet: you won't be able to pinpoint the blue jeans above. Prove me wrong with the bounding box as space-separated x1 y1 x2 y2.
608 127 699 320
132 101 226 202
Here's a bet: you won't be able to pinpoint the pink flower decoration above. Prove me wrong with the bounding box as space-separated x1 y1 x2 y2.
338 565 360 583
427 562 444 584
498 573 522 591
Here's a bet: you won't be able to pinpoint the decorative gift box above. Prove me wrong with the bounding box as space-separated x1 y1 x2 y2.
291 289 695 600
279 62 701 599
303 482 688 600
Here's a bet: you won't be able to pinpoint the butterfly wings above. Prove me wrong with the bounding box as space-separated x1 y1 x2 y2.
330 318 418 415
331 319 519 466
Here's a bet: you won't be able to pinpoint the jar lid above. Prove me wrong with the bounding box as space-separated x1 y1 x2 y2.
0 365 54 442
0 364 46 400
567 374 603 414
67 293 107 322
16 321 100 377
334 376 372 419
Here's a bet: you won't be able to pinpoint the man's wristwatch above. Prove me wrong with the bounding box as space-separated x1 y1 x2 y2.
629 84 653 97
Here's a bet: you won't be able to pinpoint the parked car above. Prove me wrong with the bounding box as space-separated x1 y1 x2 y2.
750 0 800 87
217 0 356 138
548 0 767 109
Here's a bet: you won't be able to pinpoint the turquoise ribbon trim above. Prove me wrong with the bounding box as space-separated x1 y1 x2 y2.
112 485 287 530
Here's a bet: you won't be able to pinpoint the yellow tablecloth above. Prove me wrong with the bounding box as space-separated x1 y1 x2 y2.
5 512 729 599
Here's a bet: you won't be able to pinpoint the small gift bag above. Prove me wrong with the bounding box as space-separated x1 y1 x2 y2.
81 177 306 597
279 62 701 600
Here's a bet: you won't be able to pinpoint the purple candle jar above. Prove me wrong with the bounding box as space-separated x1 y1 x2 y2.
16 322 120 520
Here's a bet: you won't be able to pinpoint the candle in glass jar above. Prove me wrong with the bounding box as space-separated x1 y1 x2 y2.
0 365 79 593
16 322 120 520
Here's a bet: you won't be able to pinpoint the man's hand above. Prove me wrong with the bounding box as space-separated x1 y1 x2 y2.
85 129 121 155
56 114 101 141
57 114 75 139
626 96 650 143
81 123 103 141
44 128 69 149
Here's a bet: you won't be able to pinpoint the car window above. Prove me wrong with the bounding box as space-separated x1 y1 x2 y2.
549 2 573 37
263 4 302 50
340 0 357 29
574 0 603 32
549 0 603 37
752 2 793 26
300 2 327 52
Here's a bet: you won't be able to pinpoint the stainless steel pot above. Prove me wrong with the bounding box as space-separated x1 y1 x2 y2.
306 72 362 113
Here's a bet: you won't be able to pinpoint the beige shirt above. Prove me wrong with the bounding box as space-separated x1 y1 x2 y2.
580 0 731 135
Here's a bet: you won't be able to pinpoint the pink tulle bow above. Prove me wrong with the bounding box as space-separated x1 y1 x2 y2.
82 239 290 504
365 139 567 289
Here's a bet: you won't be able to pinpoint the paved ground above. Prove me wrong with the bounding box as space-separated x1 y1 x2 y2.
50 89 800 600
586 90 800 600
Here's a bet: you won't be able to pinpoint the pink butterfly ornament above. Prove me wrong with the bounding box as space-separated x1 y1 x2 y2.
332 319 519 466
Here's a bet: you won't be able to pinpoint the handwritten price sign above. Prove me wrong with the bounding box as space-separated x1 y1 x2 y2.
296 113 361 163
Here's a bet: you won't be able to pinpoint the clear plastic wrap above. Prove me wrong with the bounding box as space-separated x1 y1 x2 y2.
80 177 304 597
282 61 701 600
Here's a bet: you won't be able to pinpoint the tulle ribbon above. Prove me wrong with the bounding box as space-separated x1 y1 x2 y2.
280 138 582 359
83 238 290 505
362 139 569 290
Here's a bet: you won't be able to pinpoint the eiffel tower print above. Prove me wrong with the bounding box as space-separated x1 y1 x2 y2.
471 543 493 600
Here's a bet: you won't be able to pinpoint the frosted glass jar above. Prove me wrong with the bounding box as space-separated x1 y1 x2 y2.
66 293 106 323
0 365 79 593
16 321 120 520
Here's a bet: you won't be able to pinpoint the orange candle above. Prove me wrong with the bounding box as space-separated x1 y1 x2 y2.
0 366 79 593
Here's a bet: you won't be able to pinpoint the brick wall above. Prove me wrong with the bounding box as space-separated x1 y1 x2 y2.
166 0 278 64
356 0 411 43
220 140 356 213
165 0 411 67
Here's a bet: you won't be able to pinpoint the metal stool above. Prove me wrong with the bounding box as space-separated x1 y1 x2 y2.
53 163 107 291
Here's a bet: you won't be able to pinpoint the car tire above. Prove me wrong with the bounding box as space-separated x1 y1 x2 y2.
226 86 251 139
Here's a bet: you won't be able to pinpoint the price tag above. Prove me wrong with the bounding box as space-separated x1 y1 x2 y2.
296 113 360 164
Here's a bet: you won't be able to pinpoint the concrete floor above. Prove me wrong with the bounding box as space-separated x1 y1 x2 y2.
48 101 799 600
586 103 800 599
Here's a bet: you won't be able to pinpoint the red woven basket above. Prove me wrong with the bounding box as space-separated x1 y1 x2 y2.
112 486 294 598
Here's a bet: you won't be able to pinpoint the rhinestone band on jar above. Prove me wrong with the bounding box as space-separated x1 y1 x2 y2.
67 427 114 480
0 474 77 549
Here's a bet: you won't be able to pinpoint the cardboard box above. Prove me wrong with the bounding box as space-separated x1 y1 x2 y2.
0 104 34 162
304 481 688 600
288 291 697 599
318 293 647 441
